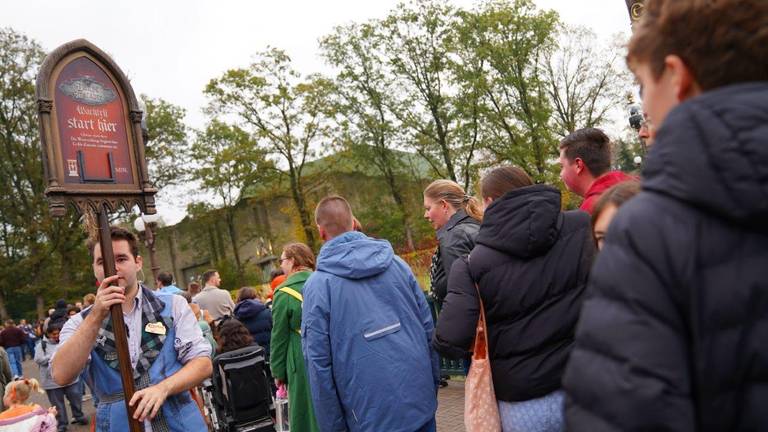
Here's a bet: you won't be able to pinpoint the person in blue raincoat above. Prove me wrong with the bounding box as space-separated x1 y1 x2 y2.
302 196 440 432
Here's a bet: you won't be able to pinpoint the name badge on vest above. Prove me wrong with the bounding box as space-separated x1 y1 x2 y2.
145 321 167 335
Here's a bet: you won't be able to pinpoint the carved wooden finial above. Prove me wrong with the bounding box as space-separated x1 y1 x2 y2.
626 0 646 26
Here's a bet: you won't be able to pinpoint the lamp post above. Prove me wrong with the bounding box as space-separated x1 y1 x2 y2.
633 155 643 170
134 213 162 288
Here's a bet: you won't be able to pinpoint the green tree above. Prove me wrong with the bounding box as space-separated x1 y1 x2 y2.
447 13 491 191
141 95 189 191
613 132 644 174
542 26 632 137
189 120 274 284
458 0 560 182
0 28 92 319
381 0 470 183
204 49 335 250
320 22 420 251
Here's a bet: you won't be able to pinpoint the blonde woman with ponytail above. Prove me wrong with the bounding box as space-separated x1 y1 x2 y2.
423 179 483 307
0 378 58 431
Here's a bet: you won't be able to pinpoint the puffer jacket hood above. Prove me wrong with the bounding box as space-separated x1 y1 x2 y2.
234 298 267 318
643 82 768 229
476 184 562 258
316 231 394 280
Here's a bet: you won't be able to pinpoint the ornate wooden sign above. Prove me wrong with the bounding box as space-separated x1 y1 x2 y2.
36 39 156 216
36 39 153 432
626 0 646 26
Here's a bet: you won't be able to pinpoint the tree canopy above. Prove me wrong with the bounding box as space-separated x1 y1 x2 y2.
0 1 641 316
0 28 93 320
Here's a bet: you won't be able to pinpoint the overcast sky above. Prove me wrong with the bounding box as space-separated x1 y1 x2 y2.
3 0 632 223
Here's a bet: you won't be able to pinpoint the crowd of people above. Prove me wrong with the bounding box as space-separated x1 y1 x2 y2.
0 295 102 428
0 0 765 430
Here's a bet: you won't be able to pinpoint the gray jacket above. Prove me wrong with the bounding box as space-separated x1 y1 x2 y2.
431 209 480 304
34 338 78 390
193 286 235 320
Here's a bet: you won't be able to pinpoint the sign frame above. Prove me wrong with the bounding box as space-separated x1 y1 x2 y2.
36 38 156 217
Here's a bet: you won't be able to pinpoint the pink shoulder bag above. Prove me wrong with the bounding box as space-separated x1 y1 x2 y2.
464 283 501 432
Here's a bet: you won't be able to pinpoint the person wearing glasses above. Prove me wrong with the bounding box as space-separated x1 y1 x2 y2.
270 243 320 432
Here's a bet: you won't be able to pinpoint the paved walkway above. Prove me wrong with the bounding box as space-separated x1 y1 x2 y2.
21 358 466 431
437 379 466 431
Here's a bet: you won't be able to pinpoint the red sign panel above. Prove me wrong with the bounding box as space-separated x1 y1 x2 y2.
54 56 134 185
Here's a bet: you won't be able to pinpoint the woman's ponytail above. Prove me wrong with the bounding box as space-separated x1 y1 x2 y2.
5 378 44 404
424 179 484 222
464 195 483 222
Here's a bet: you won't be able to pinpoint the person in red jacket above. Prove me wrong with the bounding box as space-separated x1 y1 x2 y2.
558 127 634 214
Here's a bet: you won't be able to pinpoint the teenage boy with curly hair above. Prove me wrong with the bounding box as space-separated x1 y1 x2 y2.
564 0 768 430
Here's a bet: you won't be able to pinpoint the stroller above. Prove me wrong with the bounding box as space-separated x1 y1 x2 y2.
201 345 275 432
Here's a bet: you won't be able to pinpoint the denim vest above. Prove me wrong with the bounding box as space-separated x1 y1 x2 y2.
87 292 207 432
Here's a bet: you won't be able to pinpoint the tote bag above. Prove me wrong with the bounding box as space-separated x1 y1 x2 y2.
464 283 501 432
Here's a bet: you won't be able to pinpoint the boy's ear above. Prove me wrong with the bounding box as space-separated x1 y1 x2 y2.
317 224 327 242
666 55 702 102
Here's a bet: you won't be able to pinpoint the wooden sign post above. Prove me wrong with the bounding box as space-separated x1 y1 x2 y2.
36 39 157 432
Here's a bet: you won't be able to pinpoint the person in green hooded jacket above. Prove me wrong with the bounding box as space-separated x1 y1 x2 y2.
271 242 319 432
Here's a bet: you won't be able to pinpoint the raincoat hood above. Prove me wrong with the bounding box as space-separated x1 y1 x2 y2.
315 231 394 280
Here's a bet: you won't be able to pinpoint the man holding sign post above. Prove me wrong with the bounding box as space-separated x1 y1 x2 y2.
36 39 211 431
52 226 211 431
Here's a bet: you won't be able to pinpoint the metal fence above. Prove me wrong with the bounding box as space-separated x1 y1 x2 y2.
427 294 467 377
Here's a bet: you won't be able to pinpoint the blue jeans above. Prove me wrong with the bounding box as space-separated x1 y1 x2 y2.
25 338 37 359
46 384 86 431
6 346 22 377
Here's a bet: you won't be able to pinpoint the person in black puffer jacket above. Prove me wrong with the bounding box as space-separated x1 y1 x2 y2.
233 287 272 356
423 180 483 307
563 1 768 430
433 166 595 431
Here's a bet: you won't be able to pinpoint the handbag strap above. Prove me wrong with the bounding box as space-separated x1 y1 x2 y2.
472 283 491 360
278 286 303 303
277 287 303 335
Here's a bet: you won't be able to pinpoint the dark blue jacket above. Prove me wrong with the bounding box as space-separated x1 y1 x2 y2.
234 299 272 354
564 83 768 431
302 231 439 432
